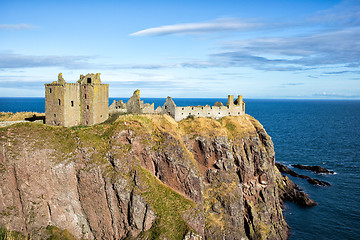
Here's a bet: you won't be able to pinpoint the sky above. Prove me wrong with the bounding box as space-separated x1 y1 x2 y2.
0 0 359 99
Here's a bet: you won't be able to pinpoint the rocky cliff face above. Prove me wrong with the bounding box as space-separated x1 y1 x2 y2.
0 114 299 239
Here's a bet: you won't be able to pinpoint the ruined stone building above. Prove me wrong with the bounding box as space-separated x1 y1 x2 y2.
45 73 109 127
110 90 245 121
45 73 244 126
110 90 161 115
162 95 245 121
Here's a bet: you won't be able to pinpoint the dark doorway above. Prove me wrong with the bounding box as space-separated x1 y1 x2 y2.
87 78 91 83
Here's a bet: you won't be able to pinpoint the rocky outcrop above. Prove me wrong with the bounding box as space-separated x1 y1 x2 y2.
292 164 334 174
0 114 313 239
276 163 330 186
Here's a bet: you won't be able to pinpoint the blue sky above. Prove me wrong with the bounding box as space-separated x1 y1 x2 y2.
1 0 359 98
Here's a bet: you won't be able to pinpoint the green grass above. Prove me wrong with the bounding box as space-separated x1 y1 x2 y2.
0 226 28 240
45 226 77 240
137 167 196 239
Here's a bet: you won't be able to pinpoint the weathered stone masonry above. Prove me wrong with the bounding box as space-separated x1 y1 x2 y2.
162 94 245 121
45 73 245 127
45 73 109 127
111 89 245 121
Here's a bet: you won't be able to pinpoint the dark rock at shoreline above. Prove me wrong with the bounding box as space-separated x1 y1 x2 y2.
292 164 334 174
277 175 317 207
275 162 331 187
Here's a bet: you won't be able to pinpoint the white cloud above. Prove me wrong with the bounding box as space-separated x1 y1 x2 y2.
0 24 38 30
0 52 92 69
130 18 260 36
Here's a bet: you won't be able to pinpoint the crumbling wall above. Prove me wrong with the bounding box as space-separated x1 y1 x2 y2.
173 105 244 121
162 97 176 118
110 93 245 122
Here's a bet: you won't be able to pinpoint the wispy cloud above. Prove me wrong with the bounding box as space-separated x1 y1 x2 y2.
282 83 304 86
312 92 360 98
0 52 93 69
0 24 38 30
213 26 360 71
130 18 260 36
309 0 360 26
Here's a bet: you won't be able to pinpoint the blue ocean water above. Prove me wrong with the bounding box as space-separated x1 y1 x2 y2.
1 97 359 239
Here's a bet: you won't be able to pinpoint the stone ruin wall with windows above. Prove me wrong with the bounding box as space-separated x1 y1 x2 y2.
45 73 245 127
162 95 245 121
110 90 245 121
45 73 109 127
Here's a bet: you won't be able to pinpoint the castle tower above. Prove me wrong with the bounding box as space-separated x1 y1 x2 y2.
234 95 245 112
226 95 234 107
77 73 109 126
45 73 108 127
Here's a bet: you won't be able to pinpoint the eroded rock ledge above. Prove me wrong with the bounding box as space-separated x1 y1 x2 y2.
0 114 314 239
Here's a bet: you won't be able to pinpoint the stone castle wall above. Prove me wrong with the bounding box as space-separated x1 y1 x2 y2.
173 104 244 121
111 91 245 122
91 84 109 125
45 83 65 126
162 95 245 121
46 74 244 126
45 73 109 127
63 84 81 127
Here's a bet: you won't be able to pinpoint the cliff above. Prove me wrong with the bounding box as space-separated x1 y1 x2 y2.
0 114 309 239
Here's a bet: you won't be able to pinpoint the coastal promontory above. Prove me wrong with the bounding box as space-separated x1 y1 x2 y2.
0 114 313 239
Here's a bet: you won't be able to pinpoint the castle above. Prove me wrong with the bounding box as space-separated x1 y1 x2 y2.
45 73 245 126
45 73 109 127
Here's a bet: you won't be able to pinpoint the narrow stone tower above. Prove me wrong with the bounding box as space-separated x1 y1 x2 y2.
45 73 109 127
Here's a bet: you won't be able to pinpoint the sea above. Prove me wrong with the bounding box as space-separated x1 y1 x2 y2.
1 97 359 240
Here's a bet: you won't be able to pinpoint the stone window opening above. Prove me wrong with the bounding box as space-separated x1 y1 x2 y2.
85 94 87 99
198 113 200 115
71 101 74 107
182 113 183 115
192 107 194 110
208 113 210 115
49 88 52 93
227 106 229 109
228 112 230 114
87 105 89 110
58 99 61 106
100 115 102 118
87 78 91 84
54 114 56 117
218 112 220 114
189 113 191 115
182 108 184 110
238 112 240 114
201 107 203 109
165 106 167 109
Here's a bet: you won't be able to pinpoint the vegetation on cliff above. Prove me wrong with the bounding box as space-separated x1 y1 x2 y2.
0 113 313 239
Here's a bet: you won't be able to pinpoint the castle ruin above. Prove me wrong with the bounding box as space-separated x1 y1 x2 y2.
45 73 109 127
110 90 245 121
45 73 245 127
162 94 245 121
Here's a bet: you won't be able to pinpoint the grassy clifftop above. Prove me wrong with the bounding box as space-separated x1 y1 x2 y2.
0 113 288 240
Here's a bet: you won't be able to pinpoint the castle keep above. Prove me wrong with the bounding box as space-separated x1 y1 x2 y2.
45 73 244 126
45 73 109 127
